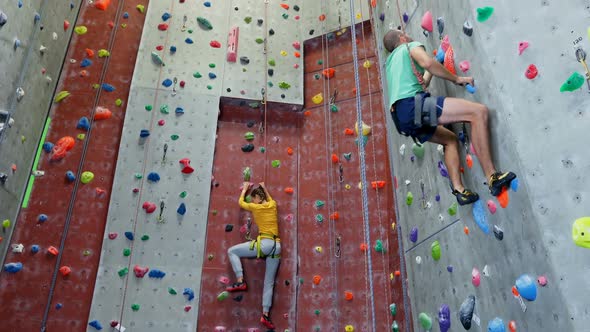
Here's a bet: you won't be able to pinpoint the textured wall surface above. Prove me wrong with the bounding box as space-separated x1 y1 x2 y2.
373 0 589 331
0 0 82 263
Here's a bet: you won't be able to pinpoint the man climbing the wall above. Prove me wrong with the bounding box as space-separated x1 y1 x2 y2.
383 29 516 205
226 182 281 329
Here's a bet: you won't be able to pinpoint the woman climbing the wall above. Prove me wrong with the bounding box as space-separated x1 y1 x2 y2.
227 182 281 330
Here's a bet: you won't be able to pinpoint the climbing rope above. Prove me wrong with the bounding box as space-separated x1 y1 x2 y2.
262 0 269 182
347 1 377 331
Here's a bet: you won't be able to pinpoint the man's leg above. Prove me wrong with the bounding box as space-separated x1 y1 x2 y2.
437 97 496 179
429 126 464 192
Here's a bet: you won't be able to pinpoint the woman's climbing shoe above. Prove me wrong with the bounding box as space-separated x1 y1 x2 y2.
452 188 479 206
226 281 247 292
260 314 276 329
488 171 516 196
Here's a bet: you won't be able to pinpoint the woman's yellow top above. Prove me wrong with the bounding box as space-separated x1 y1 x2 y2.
239 193 280 242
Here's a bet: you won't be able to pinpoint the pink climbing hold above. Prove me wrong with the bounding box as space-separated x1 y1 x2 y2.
469 142 477 155
132 188 139 193
142 201 157 213
179 158 194 174
440 35 450 52
537 275 548 286
184 305 192 312
294 63 299 69
214 327 227 332
158 23 169 31
421 11 433 32
158 119 165 126
219 276 230 284
292 41 301 50
226 27 239 62
472 267 481 287
210 40 221 48
459 60 470 73
133 265 149 278
108 232 118 239
487 200 497 214
518 41 529 55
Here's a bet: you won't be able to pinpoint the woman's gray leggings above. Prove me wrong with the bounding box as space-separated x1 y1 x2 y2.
227 239 281 312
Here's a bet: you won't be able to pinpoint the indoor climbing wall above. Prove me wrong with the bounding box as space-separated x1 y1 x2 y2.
373 0 590 331
302 0 370 40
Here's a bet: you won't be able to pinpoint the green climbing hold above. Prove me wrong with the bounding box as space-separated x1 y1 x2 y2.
145 104 152 111
278 82 291 89
141 235 150 241
168 287 177 295
2 219 11 228
248 102 260 109
330 104 339 112
374 239 384 253
180 191 187 198
412 143 425 159
217 291 229 301
418 312 433 330
83 249 92 256
207 85 213 90
299 278 304 284
431 240 441 261
268 59 276 66
134 173 143 179
317 60 323 65
243 167 251 181
160 104 169 114
54 91 71 103
209 63 216 68
77 133 86 140
212 210 218 215
315 214 324 222
476 7 494 22
81 171 94 184
118 267 129 277
92 84 100 89
406 191 413 206
268 82 273 87
315 200 325 208
343 153 352 161
123 248 131 256
197 17 213 30
115 98 123 106
193 72 202 78
560 72 585 92
244 132 255 140
314 309 320 315
282 13 289 19
391 321 399 332
448 202 458 216
171 134 179 140
260 147 266 152
136 4 145 13
314 73 321 80
256 38 264 44
390 303 397 316
271 160 281 168
245 195 252 203
244 16 252 24
98 49 110 58
74 26 87 35
131 304 140 311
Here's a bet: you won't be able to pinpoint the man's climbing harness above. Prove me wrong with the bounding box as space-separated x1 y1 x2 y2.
249 233 280 259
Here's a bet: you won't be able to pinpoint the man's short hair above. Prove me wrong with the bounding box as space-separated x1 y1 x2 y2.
383 30 403 53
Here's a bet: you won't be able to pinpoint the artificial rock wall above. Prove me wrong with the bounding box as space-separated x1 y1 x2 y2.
373 0 589 331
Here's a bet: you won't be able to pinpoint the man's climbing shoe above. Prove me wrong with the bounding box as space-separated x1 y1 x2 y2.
226 281 247 292
488 171 516 196
452 188 479 206
260 314 276 329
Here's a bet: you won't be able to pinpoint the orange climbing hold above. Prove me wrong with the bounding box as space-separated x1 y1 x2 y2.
322 68 335 79
280 3 289 9
331 153 339 163
319 14 326 21
359 243 368 251
313 275 322 285
94 0 111 10
371 181 386 189
94 107 112 120
444 46 457 75
394 270 401 277
344 291 354 301
56 136 75 151
85 49 94 58
329 212 339 220
344 128 354 135
497 188 509 208
304 110 311 116
287 147 293 155
47 246 59 256
59 266 71 276
466 154 473 169
80 70 89 77
294 51 301 58
370 0 377 8
284 187 294 194
464 226 470 235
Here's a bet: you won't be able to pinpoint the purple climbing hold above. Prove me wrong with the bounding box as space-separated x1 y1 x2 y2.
438 161 448 178
162 79 173 87
438 304 451 332
379 13 385 22
447 265 453 273
4 262 23 273
435 194 441 202
472 200 490 234
409 227 418 243
403 12 409 23
77 117 90 130
88 320 103 330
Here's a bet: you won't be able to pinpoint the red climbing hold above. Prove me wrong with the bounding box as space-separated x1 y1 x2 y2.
287 147 293 155
110 321 119 328
319 14 326 21
184 305 192 312
180 80 185 88
444 46 457 75
158 119 165 126
94 106 112 120
371 181 386 189
57 136 75 151
94 0 111 11
344 291 354 301
371 0 377 8
359 243 368 251
331 153 339 163
344 128 354 135
156 45 164 51
59 266 71 276
280 3 289 9
312 275 322 285
85 48 95 57
421 11 433 32
158 23 169 31
47 246 59 256
133 265 149 278
179 158 194 174
142 201 157 213
107 21 114 28
63 20 70 31
329 212 339 220
108 232 118 239
79 70 89 77
508 320 517 332
210 40 221 48
466 154 473 169
322 68 335 79
525 64 538 79
294 51 301 58
284 187 294 194
497 188 509 208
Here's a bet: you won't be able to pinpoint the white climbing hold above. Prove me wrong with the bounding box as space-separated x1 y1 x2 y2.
437 144 444 155
39 45 47 54
16 87 25 101
482 264 490 277
438 214 444 222
404 179 411 186
399 144 406 156
33 170 45 177
415 256 422 264
11 243 25 253
52 32 58 40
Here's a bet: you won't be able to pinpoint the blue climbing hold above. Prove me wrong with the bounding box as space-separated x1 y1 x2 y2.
466 84 477 94
447 265 453 272
177 203 186 215
487 317 505 332
170 46 177 53
88 320 103 330
43 142 54 152
66 171 76 182
472 200 490 234
38 214 48 223
204 1 211 7
148 269 166 278
56 303 63 309
70 2 74 9
403 12 409 23
81 58 92 67
162 12 171 21
18 0 23 8
124 231 134 241
101 83 115 92
77 117 90 130
183 287 195 301
175 107 184 115
515 274 537 301
34 13 41 23
511 178 519 192
436 45 445 63
209 72 217 79
140 129 150 138
185 38 194 44
409 227 418 243
31 245 40 253
4 262 23 273
458 131 466 143
147 172 160 182
123 12 129 19
162 79 173 87
379 13 385 22
14 39 21 50
435 194 441 202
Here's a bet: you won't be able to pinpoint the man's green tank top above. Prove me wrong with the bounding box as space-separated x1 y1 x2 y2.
385 41 426 108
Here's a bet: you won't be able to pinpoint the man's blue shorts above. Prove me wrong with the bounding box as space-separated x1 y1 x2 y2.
390 92 445 143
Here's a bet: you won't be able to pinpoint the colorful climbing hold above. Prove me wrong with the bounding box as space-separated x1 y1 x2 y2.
80 171 94 184
525 64 538 79
476 7 494 22
572 217 590 248
418 312 432 330
447 202 457 216
412 143 425 159
421 11 433 32
488 318 506 332
472 200 490 234
406 192 413 206
54 91 70 103
560 72 585 92
431 240 441 261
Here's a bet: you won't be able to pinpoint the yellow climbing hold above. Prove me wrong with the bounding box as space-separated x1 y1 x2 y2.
315 246 323 253
573 217 590 248
355 121 372 136
77 133 86 140
74 26 87 35
363 60 372 69
312 93 323 104
280 50 287 56
345 325 354 332
136 4 145 13
54 91 70 103
345 184 351 190
98 49 110 57
356 12 362 20
81 171 94 184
